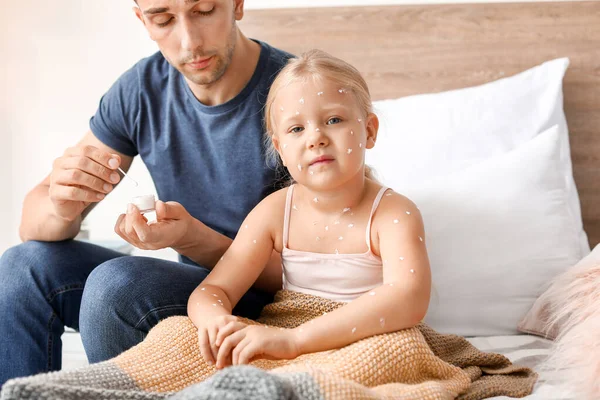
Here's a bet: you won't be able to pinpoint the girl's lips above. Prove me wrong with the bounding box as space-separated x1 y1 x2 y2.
310 159 334 167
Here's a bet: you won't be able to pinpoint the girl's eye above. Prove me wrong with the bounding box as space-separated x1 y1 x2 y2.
327 117 342 125
289 126 304 134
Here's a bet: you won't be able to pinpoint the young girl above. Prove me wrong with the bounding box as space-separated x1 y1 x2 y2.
188 49 432 370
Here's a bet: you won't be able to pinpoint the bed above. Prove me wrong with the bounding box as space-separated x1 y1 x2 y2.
240 2 600 398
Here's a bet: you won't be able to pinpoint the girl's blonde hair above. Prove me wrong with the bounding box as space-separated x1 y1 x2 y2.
264 49 377 182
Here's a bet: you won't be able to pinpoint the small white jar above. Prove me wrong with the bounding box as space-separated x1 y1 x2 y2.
130 194 157 224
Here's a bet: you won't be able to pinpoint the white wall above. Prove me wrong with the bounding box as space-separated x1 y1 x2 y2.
2 0 581 254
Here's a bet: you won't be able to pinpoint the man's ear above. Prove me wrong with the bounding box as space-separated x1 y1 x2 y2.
365 112 379 149
272 135 287 167
234 0 245 21
133 6 145 25
134 6 157 40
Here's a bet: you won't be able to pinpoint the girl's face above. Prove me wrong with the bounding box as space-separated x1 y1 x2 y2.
272 78 378 190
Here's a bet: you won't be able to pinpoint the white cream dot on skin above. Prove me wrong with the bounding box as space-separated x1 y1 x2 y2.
283 144 288 149
212 294 218 297
410 269 415 273
359 143 362 148
297 164 302 171
348 224 354 228
393 219 399 224
299 97 305 104
280 106 284 111
293 205 298 211
352 327 357 334
369 291 376 296
419 236 423 242
343 208 351 213
295 111 300 115
399 257 405 261
201 288 206 291
325 226 329 231
316 236 321 241
358 118 362 122
212 304 217 306
339 89 345 94
406 211 411 215
334 220 340 225
313 197 319 203
315 128 320 132
309 171 314 175
386 193 393 197
389 283 394 287
245 225 248 229
338 236 344 241
334 249 339 254
253 240 257 244
347 149 353 154
350 130 354 135
317 91 324 96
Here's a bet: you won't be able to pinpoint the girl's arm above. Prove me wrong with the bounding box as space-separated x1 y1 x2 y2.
291 193 431 355
187 190 284 329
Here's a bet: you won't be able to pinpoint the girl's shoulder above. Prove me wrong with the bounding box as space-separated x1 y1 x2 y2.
366 180 419 215
370 183 423 238
248 186 290 226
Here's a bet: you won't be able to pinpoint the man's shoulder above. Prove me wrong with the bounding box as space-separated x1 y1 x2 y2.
129 51 171 80
264 42 295 65
257 40 294 74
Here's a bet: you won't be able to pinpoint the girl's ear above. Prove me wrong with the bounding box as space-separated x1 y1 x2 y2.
272 134 287 166
365 112 379 149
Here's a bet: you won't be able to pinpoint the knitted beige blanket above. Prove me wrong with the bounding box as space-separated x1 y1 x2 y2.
1 290 537 400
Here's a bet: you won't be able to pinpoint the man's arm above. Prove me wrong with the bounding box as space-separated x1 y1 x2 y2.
20 130 133 242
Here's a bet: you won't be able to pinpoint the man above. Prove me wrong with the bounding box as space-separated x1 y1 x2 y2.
0 0 292 387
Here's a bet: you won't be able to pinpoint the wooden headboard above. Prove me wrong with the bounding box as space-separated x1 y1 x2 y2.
241 1 600 248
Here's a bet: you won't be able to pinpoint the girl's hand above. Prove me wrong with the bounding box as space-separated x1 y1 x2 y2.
216 325 301 369
197 315 241 366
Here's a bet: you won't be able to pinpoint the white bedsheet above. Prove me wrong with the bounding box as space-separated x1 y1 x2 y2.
466 334 576 400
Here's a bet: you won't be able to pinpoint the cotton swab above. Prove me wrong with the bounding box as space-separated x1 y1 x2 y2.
118 167 138 187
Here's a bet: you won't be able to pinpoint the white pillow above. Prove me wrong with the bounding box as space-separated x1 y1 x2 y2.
404 126 583 336
367 58 589 257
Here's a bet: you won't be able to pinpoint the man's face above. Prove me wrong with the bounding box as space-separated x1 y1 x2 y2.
135 0 242 86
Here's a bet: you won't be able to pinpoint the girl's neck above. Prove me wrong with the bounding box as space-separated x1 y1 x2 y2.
297 173 370 216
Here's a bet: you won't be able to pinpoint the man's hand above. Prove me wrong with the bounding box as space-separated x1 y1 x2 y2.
216 325 301 369
49 145 122 222
114 200 194 250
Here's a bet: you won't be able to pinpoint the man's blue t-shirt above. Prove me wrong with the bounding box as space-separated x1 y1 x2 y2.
90 40 293 264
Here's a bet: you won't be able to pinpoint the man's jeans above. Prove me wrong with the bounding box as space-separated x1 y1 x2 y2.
0 240 273 388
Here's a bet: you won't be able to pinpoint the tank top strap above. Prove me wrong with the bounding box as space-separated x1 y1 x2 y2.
365 187 391 251
283 185 296 248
